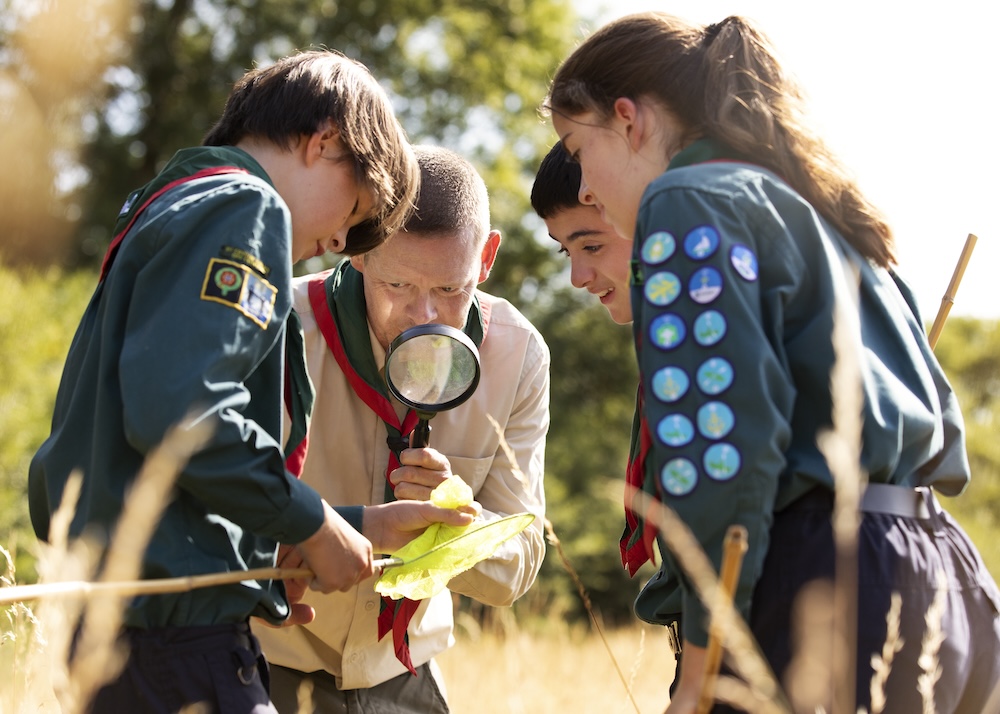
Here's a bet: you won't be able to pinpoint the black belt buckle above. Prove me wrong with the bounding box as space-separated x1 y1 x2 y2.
666 620 683 656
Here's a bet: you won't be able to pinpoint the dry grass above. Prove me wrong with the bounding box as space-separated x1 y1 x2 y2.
438 621 675 714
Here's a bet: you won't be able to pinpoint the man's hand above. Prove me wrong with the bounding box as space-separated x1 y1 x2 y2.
363 499 480 553
296 501 377 592
389 447 452 501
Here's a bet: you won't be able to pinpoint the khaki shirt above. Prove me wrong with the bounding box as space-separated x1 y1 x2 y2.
255 278 549 688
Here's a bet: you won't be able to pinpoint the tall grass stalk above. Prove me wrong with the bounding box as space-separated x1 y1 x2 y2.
868 592 903 714
5 415 213 713
816 271 864 714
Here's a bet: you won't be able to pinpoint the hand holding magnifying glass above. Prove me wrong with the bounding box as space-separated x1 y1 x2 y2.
384 324 481 447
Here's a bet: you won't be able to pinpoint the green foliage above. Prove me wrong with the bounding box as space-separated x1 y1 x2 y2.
0 262 95 579
933 318 1000 580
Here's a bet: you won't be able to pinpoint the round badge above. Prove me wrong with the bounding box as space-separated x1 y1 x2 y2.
693 310 727 347
688 267 723 304
684 225 720 260
657 414 695 448
652 366 690 403
215 266 243 295
649 314 686 350
697 401 735 440
703 443 741 481
730 244 759 282
696 358 735 396
644 271 682 307
661 458 698 497
642 231 676 265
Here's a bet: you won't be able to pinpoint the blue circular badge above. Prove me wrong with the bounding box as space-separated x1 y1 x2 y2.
661 458 698 497
644 271 682 307
652 366 690 403
693 310 727 347
688 267 723 304
696 358 735 396
657 413 695 448
642 231 676 265
684 226 720 260
649 314 686 350
730 244 759 282
697 401 735 440
703 443 741 481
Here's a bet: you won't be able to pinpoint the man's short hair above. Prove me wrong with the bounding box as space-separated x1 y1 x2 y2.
530 142 581 219
402 145 490 243
203 49 418 255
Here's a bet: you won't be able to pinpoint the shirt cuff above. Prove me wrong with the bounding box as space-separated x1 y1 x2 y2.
334 505 364 534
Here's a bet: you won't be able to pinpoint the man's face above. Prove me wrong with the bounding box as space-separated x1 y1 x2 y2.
547 204 634 324
351 227 499 351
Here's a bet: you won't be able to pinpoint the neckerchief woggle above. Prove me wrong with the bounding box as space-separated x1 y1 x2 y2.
622 138 756 575
96 146 314 476
306 259 489 675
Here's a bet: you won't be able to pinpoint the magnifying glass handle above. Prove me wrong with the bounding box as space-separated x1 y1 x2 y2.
411 419 431 448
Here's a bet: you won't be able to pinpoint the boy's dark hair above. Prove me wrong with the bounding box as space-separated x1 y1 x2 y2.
203 49 418 256
530 141 583 219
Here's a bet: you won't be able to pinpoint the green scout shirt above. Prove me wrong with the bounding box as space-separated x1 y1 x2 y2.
630 139 970 647
29 146 332 628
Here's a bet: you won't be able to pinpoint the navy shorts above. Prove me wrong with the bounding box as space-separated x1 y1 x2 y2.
712 489 1000 713
85 621 277 714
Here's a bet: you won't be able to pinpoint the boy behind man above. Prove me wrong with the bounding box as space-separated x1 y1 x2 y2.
29 50 474 713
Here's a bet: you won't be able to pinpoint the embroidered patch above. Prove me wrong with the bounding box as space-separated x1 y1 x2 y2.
649 314 686 350
704 443 741 481
693 310 727 347
684 226 720 260
697 358 734 396
657 414 695 447
730 244 759 281
697 401 735 440
652 366 689 403
688 267 723 304
200 258 277 329
642 231 676 265
220 245 270 277
661 458 698 497
644 271 682 307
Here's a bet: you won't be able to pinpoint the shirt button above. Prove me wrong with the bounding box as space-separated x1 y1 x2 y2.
350 653 359 663
365 600 376 611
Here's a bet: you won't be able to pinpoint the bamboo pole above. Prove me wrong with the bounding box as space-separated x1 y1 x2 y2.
695 525 750 714
928 233 978 350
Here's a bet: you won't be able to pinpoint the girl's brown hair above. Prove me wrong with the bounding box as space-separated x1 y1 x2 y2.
547 13 895 267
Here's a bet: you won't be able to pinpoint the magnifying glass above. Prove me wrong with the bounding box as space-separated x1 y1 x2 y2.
384 324 481 448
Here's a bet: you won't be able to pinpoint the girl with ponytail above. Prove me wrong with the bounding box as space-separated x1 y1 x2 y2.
547 12 999 713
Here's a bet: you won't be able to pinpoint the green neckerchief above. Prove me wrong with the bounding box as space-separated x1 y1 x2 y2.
667 137 757 171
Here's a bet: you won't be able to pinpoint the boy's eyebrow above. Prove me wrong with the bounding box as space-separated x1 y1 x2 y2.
549 227 603 243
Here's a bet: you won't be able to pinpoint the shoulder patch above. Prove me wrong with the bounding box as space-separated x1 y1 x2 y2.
200 258 277 329
220 245 270 277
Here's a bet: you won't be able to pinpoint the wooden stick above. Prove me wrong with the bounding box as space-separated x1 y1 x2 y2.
0 567 313 605
695 525 750 714
0 557 405 606
928 233 978 350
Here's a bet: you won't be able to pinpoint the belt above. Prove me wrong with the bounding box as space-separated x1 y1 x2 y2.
788 483 935 520
861 482 933 520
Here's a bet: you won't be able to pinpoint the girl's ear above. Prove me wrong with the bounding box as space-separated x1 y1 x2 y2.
613 96 645 152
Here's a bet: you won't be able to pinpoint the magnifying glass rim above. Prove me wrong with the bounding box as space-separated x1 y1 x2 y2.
385 323 481 413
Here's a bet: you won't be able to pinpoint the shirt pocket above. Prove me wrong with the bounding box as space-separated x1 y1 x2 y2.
446 455 493 495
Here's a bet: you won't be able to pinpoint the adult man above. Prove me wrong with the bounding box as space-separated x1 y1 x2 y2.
257 146 550 712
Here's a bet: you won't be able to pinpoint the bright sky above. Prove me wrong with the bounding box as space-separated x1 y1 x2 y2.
570 0 998 321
